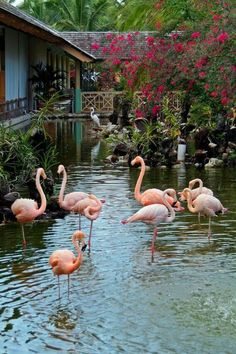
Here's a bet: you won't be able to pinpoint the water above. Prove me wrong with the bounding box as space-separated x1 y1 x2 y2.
0 120 236 354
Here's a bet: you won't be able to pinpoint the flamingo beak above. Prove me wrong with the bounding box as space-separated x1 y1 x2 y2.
81 244 87 252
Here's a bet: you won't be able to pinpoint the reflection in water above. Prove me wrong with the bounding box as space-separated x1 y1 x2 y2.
0 120 236 353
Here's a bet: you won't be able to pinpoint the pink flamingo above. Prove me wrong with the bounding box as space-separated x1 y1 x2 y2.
131 155 184 211
49 230 87 298
121 188 176 261
183 187 228 238
179 178 213 201
57 164 88 228
72 194 102 251
11 167 47 246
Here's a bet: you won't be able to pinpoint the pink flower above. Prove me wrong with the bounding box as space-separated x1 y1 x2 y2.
195 57 208 68
152 105 161 116
91 43 100 50
171 33 179 40
157 85 165 93
191 32 201 39
106 33 113 40
221 89 227 97
135 109 143 118
210 91 218 97
217 32 229 43
221 97 229 105
155 21 162 30
112 58 121 65
199 71 206 78
213 14 223 21
204 84 210 90
147 36 155 45
174 43 184 52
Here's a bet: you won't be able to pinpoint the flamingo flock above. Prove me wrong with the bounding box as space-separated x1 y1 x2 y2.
8 155 228 296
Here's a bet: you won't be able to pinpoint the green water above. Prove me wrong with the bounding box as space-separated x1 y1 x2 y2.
0 120 235 354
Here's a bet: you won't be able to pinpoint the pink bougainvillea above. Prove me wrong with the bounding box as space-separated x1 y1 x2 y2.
99 1 234 119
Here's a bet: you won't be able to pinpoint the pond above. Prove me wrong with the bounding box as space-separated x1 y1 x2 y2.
1 120 236 354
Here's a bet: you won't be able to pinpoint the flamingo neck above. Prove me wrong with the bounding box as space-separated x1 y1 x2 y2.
190 178 203 192
35 169 47 215
71 234 84 271
84 195 102 220
162 190 175 222
59 168 67 206
185 188 198 213
134 157 145 203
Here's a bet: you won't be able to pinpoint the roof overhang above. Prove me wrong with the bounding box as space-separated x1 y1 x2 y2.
0 6 94 62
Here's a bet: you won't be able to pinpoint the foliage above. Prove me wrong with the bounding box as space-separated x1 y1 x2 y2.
30 62 66 100
18 0 121 31
0 96 60 189
0 126 37 185
29 92 63 137
98 1 235 128
188 102 216 129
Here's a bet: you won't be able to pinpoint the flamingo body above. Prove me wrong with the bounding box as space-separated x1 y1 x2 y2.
57 164 88 211
184 187 228 237
122 188 176 260
11 168 47 244
11 199 40 223
49 230 86 297
179 178 213 201
72 194 102 250
123 203 171 225
131 156 184 211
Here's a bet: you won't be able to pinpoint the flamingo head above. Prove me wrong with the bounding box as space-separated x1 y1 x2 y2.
172 200 185 212
72 230 87 251
178 190 187 201
57 164 65 175
131 156 142 166
37 167 47 180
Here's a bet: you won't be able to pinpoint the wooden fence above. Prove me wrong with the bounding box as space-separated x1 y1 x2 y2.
0 98 27 121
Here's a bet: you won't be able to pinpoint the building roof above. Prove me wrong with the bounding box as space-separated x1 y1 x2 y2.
62 31 157 60
0 1 95 62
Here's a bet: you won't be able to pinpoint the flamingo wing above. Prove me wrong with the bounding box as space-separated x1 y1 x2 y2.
126 204 169 224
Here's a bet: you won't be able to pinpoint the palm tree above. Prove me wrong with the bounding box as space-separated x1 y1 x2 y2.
17 0 120 31
115 0 231 33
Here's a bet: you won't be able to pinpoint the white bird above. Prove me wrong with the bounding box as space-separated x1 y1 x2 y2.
90 107 100 128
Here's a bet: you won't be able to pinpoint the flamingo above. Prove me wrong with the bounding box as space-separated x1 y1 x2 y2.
183 187 228 238
72 194 102 251
121 188 176 261
49 230 87 298
179 178 213 201
90 107 100 128
57 164 88 228
131 155 184 211
11 168 47 246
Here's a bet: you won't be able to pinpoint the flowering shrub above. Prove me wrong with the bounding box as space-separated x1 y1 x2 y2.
96 1 235 125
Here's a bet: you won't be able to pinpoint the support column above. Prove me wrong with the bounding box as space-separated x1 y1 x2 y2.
75 61 81 113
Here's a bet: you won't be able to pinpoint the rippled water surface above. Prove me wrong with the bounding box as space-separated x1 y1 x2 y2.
1 120 236 354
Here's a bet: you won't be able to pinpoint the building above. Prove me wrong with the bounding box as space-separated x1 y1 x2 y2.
0 1 94 124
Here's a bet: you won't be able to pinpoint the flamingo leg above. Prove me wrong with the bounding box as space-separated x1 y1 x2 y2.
67 274 70 298
79 214 81 230
58 275 61 299
198 212 201 224
151 227 158 262
88 220 93 251
21 224 26 247
208 217 212 239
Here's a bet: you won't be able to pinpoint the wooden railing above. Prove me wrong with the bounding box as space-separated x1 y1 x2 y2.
0 98 28 121
81 91 169 114
81 91 123 113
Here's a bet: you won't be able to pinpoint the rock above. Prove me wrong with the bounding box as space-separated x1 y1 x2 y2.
204 158 224 168
113 142 129 156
